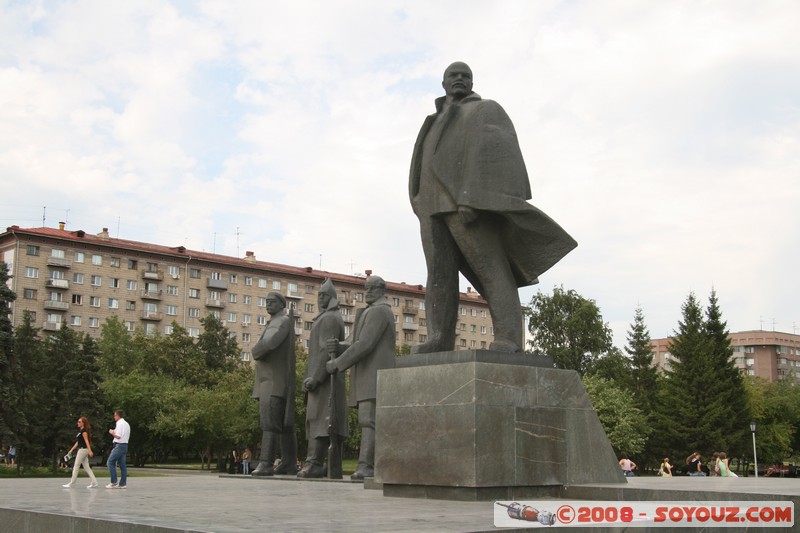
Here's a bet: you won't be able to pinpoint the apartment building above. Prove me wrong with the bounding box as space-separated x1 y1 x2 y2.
0 225 497 359
650 330 800 383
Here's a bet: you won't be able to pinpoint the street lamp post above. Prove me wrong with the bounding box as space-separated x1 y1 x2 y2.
750 421 758 479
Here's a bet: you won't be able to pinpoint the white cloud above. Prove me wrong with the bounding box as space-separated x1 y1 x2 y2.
2 0 800 346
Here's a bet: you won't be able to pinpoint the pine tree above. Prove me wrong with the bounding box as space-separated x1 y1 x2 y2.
653 292 716 458
12 312 45 468
625 307 658 415
0 262 18 441
702 289 750 456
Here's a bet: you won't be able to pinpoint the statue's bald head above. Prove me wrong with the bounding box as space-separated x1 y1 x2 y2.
442 62 473 100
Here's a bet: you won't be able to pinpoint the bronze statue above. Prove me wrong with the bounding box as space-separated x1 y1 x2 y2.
251 292 298 475
298 279 347 479
409 62 577 353
326 275 396 479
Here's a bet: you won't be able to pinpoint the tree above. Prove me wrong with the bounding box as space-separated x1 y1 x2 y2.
8 312 44 469
587 347 633 390
625 306 658 416
583 375 648 455
654 290 750 460
0 262 18 442
526 286 613 375
745 377 800 464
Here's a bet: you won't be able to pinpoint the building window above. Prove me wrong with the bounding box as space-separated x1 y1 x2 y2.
209 290 221 301
89 296 100 307
166 305 178 316
471 324 477 333
145 323 158 336
25 267 39 278
108 298 119 309
26 245 39 256
74 252 85 263
73 273 84 284
355 292 364 302
471 309 477 317
167 285 178 296
189 268 201 279
243 295 252 305
168 265 180 278
128 259 137 269
288 282 298 294
404 315 414 324
228 293 237 303
460 307 466 316
126 280 137 290
419 334 427 343
304 321 313 330
211 271 222 280
50 269 65 280
189 288 200 299
91 254 102 266
245 276 253 286
88 317 100 328
272 280 281 290
392 298 400 307
72 294 82 305
51 248 65 258
209 310 220 319
420 318 426 327
258 278 267 288
189 308 200 318
126 301 136 311
480 325 487 334
304 303 314 313
110 278 120 289
242 332 251 343
23 288 37 299
90 275 101 286
124 321 135 332
146 262 158 273
164 325 174 335
110 257 120 268
144 302 158 315
227 312 236 322
419 302 425 310
258 297 267 307
229 274 237 284
460 339 467 347
241 352 250 361
257 315 267 326
242 314 251 325
404 332 414 342
70 316 82 326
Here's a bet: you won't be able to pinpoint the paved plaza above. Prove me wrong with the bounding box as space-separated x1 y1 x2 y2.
0 469 798 532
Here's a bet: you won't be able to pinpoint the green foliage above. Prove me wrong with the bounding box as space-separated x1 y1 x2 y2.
0 262 18 441
626 307 658 416
653 290 750 461
745 377 800 464
583 375 647 455
526 286 613 375
587 347 632 389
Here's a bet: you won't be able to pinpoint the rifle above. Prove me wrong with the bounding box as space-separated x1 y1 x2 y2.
327 340 342 479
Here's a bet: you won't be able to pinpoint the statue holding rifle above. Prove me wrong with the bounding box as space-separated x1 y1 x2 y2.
298 279 347 478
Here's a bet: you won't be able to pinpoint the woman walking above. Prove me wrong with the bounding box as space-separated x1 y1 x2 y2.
62 417 99 488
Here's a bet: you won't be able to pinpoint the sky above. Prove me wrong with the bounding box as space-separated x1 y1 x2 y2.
2 0 799 348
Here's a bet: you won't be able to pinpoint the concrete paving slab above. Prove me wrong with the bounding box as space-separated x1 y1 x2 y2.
0 471 798 532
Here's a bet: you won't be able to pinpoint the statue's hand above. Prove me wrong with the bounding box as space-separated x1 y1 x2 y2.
302 378 316 392
326 360 338 374
325 338 339 354
458 206 478 224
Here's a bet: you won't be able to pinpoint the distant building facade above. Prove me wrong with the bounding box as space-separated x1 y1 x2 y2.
0 225 497 359
651 330 800 383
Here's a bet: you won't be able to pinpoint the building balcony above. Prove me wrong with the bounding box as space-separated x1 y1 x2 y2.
140 289 162 300
343 315 355 324
205 298 226 309
294 328 303 336
141 269 163 280
402 322 419 331
43 300 70 311
286 291 303 300
339 296 355 307
242 322 250 328
402 305 418 315
43 321 63 331
47 256 72 268
207 278 228 290
142 311 163 321
46 279 69 289
291 308 302 317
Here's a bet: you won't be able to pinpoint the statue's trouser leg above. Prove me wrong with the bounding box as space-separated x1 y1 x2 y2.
417 215 459 351
445 212 522 351
279 429 298 470
305 436 329 466
357 399 376 474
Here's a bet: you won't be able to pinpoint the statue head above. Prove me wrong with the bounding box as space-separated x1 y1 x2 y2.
317 278 338 310
364 275 386 305
442 61 473 100
266 292 286 316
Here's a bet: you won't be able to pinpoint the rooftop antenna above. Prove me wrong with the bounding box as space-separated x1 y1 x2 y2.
772 318 777 332
347 260 356 275
42 206 46 226
65 209 70 229
319 254 322 270
234 227 241 257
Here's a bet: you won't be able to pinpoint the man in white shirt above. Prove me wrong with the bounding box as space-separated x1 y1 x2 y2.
106 409 130 488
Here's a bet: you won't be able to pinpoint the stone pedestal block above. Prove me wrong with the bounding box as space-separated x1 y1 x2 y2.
375 351 625 500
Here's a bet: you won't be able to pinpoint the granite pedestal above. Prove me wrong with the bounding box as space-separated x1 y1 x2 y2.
375 351 625 500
